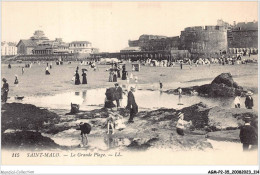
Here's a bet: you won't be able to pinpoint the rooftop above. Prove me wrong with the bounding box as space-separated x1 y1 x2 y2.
70 41 91 44
17 40 38 47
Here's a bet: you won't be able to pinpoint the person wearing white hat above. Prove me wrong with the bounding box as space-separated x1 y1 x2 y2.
176 112 192 136
245 91 254 109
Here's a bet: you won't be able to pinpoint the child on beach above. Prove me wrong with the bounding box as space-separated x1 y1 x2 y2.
114 114 126 130
76 122 91 147
107 114 115 134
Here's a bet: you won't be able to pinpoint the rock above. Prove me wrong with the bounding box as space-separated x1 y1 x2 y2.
209 83 237 97
169 73 246 97
2 131 61 150
180 102 210 129
1 103 60 133
208 107 257 131
126 138 159 151
207 130 240 142
211 73 235 87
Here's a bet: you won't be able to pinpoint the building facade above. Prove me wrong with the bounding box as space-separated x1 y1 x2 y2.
180 26 228 56
227 21 258 54
129 34 180 51
69 41 93 54
16 40 38 55
1 42 17 56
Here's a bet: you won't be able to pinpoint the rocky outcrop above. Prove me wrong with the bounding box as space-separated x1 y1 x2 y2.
207 107 258 131
2 102 257 151
2 131 61 150
1 103 60 133
167 73 247 97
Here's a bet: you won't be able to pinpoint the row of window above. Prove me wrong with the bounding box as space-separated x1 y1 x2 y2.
69 44 91 47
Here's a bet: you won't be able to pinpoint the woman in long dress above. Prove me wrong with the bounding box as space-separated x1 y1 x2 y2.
82 70 87 84
113 70 117 82
109 71 113 82
75 71 81 85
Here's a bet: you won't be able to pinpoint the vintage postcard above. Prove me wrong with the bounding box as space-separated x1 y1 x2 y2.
1 0 258 171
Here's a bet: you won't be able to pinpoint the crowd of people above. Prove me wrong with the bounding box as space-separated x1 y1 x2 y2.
137 54 257 69
1 58 258 151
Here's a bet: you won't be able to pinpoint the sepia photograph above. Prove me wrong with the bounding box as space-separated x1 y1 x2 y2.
1 1 259 173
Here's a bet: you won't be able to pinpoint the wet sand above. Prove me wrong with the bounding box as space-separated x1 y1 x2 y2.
1 61 258 164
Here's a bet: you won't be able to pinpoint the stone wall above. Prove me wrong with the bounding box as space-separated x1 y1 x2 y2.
180 26 227 55
128 35 180 51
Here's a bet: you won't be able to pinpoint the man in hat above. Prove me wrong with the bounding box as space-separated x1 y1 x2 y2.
2 78 9 103
245 91 254 109
126 87 138 123
239 117 257 151
114 83 123 108
76 122 91 147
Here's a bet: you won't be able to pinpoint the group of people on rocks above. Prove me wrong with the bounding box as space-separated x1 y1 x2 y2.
77 83 138 147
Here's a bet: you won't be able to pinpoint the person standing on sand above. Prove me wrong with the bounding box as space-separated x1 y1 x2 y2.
109 71 113 82
234 95 241 108
45 66 50 75
245 91 254 109
113 70 117 82
75 70 81 85
122 65 127 80
22 67 25 75
239 117 257 151
1 78 9 103
117 66 121 78
159 81 163 90
14 75 19 85
114 83 123 108
76 122 91 147
126 87 138 123
82 70 87 84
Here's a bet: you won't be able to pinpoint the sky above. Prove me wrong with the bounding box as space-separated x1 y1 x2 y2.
1 1 258 52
